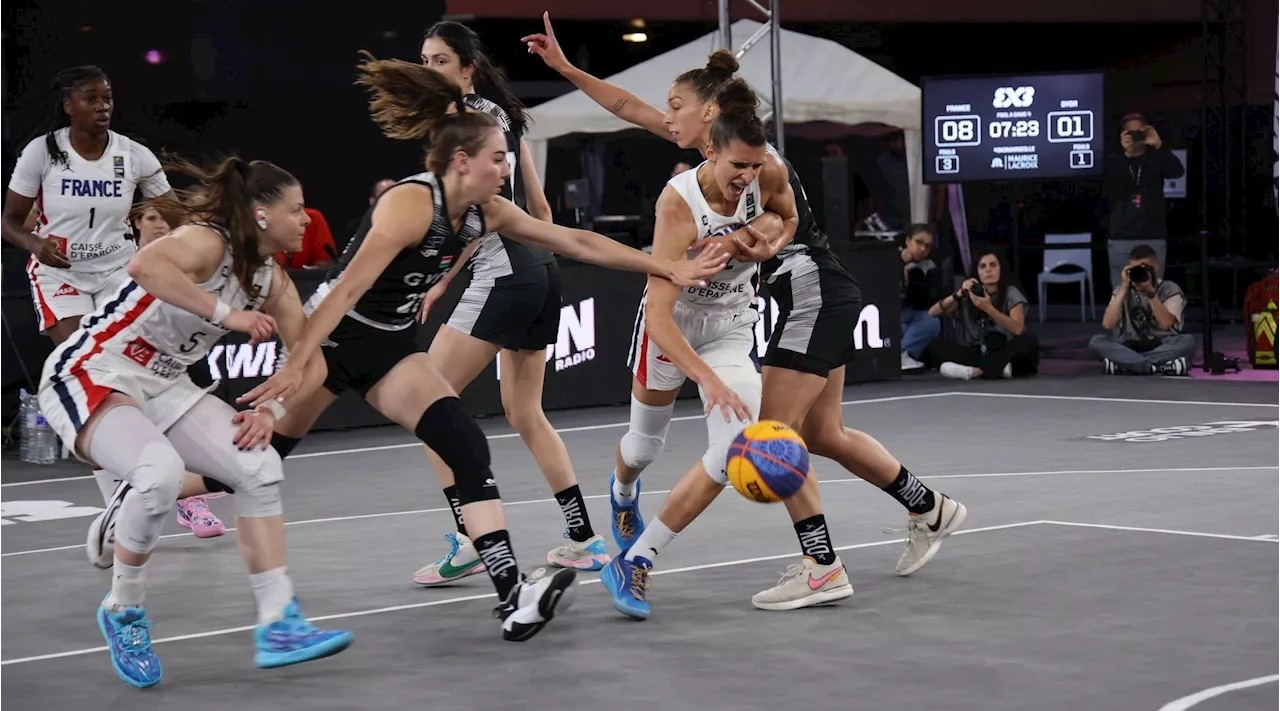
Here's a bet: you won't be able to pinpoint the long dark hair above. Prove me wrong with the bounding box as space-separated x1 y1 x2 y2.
970 248 1015 312
675 49 739 103
355 51 499 176
32 66 111 168
147 157 298 299
423 21 528 137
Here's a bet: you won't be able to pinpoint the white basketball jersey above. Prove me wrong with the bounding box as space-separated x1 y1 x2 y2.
81 234 273 378
667 164 761 313
8 129 170 273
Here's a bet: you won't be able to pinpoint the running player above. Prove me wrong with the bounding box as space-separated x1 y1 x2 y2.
235 54 728 641
1 65 227 538
37 156 352 688
526 19 968 606
410 21 609 587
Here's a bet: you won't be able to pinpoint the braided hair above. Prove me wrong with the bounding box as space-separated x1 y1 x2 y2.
37 66 111 168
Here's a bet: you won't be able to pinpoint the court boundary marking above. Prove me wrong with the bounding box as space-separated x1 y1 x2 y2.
2 518 1276 667
4 388 1274 488
1157 674 1280 711
3 465 1274 559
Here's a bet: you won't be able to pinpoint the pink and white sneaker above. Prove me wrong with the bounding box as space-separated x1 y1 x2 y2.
175 496 226 539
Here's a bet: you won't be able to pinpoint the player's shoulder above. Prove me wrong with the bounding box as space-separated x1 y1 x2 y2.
465 95 512 131
656 183 695 221
17 130 58 160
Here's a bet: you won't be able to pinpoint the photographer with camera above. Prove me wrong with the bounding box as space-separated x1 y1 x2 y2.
1089 244 1195 375
1104 113 1184 291
900 224 942 370
922 249 1040 380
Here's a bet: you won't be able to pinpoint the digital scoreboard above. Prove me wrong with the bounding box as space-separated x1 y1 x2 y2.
921 71 1105 183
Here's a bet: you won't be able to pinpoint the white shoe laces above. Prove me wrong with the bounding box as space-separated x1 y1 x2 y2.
772 562 810 587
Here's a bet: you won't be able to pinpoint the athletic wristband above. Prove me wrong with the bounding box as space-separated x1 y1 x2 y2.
210 300 232 326
256 398 287 420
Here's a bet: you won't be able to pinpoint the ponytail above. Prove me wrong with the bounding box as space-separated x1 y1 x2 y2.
710 79 766 150
424 21 530 136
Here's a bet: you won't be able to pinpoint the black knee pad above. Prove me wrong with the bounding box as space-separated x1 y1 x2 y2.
415 397 498 506
271 433 303 459
202 476 235 495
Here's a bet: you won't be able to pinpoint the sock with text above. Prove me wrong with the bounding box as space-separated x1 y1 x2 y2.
442 485 467 538
473 530 520 601
554 485 595 542
883 466 936 516
794 515 837 566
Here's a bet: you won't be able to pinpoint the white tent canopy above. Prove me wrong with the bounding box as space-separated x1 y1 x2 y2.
526 19 927 223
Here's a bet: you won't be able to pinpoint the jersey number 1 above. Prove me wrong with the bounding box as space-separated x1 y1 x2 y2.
88 208 95 228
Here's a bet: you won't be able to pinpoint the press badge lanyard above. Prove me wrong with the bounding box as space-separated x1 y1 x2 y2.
1128 161 1144 209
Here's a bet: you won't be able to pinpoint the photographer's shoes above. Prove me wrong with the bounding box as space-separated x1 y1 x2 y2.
891 495 968 577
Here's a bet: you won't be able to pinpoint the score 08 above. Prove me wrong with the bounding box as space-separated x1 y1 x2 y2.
934 115 981 147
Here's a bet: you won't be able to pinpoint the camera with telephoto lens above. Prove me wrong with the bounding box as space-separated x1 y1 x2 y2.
1128 263 1153 284
969 282 987 297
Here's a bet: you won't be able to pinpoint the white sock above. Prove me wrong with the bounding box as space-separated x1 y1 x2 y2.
249 567 295 625
612 473 637 506
625 518 677 564
93 469 122 506
106 561 147 610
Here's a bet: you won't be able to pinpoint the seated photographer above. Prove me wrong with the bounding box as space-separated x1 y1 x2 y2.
1088 244 1195 375
900 223 942 370
923 249 1040 380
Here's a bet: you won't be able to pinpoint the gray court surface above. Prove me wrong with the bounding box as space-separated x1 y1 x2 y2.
2 376 1277 711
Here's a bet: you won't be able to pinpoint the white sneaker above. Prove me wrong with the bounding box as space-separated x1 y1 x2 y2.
412 532 487 586
86 481 129 568
751 556 853 611
495 567 579 642
939 362 975 380
888 495 968 576
901 351 925 370
1001 362 1013 379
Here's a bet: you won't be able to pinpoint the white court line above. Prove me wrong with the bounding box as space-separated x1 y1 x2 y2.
1157 674 1280 711
0 392 957 489
954 392 1280 409
4 465 1275 559
0 520 1039 667
1040 520 1280 543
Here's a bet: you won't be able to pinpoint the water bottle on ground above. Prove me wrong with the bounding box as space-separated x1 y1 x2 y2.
19 389 35 463
19 389 59 465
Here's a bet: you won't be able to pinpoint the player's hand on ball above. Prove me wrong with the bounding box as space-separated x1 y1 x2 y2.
701 375 754 423
668 242 730 287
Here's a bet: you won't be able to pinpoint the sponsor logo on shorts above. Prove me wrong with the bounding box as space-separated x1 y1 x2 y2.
53 284 80 297
1086 420 1279 443
123 337 157 367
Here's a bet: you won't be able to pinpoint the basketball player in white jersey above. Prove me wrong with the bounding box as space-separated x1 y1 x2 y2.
528 22 968 606
38 157 352 688
1 65 229 540
596 87 855 619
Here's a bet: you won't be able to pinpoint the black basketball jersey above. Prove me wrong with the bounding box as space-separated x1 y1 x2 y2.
463 94 554 280
325 172 486 330
764 144 852 281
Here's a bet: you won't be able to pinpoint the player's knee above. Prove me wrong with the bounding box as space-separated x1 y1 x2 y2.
232 447 285 519
415 397 498 505
501 396 546 437
619 429 665 470
130 442 187 517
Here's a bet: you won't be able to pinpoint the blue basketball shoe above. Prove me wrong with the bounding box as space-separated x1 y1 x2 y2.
253 599 353 669
599 554 652 620
97 596 162 688
609 473 645 552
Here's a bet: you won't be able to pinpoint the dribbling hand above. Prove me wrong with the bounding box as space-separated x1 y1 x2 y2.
668 242 730 288
701 375 754 423
223 310 277 345
231 408 275 451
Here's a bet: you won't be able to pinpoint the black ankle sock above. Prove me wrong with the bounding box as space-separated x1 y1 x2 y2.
473 530 520 601
554 485 594 542
793 515 836 566
884 466 936 516
442 485 467 537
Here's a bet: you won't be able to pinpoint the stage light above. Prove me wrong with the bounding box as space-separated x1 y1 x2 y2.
623 32 648 43
144 50 164 65
629 19 646 28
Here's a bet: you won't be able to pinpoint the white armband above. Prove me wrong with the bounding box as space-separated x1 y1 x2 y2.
210 300 232 326
256 398 287 420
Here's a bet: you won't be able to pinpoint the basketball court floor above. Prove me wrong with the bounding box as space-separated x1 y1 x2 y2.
2 375 1276 710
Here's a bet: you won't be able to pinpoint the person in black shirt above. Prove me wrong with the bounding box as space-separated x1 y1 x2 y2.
1104 113 1184 290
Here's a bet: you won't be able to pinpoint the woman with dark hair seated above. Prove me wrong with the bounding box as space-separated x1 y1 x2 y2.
922 249 1039 380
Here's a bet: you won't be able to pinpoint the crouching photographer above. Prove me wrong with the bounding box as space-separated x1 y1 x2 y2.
1088 244 1195 375
922 249 1040 380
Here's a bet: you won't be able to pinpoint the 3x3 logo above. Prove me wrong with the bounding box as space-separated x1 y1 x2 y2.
993 86 1035 109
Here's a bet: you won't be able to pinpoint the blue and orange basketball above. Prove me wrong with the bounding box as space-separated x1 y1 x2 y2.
726 420 810 503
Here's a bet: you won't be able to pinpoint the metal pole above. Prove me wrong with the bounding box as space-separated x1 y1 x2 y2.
769 0 784 156
718 0 732 50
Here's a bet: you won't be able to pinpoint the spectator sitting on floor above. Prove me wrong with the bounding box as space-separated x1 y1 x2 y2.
276 206 336 269
899 223 941 370
923 248 1040 380
1088 244 1195 375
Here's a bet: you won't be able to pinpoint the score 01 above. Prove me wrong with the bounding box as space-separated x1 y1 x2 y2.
934 115 981 147
1047 110 1093 143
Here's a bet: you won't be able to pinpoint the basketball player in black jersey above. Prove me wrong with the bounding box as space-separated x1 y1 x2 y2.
238 53 727 641
410 22 610 587
526 17 968 607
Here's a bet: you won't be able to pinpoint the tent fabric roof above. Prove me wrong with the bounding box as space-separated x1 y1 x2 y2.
525 19 922 142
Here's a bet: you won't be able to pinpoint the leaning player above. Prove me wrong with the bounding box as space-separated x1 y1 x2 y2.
527 21 967 604
0 65 227 539
596 83 856 619
38 156 352 688
235 53 728 641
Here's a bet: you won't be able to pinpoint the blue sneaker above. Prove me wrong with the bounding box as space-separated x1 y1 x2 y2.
609 473 645 552
253 598 353 669
599 554 652 620
96 597 162 688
